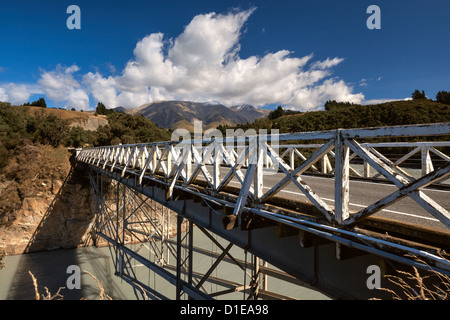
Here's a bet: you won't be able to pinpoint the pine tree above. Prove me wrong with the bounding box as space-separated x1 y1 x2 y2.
411 89 426 100
95 102 108 115
436 91 450 105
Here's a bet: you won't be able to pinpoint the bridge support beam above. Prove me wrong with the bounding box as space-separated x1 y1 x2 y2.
88 165 436 300
86 156 450 300
90 167 321 300
335 243 369 261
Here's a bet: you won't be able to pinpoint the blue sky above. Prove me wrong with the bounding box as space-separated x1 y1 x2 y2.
0 0 449 111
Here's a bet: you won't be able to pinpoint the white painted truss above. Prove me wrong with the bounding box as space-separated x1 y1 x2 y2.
77 123 450 230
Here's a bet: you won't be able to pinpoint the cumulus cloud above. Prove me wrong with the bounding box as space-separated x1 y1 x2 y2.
79 9 364 110
81 8 363 111
83 72 117 108
311 57 344 70
0 87 7 102
6 8 363 111
0 83 31 105
38 64 90 110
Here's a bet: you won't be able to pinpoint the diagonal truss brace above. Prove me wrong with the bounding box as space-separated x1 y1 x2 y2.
260 139 336 222
344 139 450 228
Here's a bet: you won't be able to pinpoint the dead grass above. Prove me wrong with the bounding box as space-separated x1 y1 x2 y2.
82 270 112 300
378 254 450 300
18 105 103 121
29 271 64 300
29 270 113 300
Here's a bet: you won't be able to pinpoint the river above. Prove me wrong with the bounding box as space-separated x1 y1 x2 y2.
0 229 330 300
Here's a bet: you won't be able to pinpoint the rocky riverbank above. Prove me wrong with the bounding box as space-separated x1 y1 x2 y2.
0 145 95 256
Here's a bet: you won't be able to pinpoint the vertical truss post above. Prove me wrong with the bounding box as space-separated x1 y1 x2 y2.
160 204 169 266
289 147 295 170
115 178 121 276
334 131 350 224
185 144 192 182
213 140 220 191
188 220 194 289
363 160 371 178
166 205 171 265
262 260 268 293
254 135 264 201
176 214 183 300
121 179 126 249
176 211 194 300
251 255 261 300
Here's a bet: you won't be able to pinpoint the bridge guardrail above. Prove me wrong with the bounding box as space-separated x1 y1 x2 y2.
76 123 450 230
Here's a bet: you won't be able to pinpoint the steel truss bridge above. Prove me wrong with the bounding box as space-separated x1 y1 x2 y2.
76 123 450 300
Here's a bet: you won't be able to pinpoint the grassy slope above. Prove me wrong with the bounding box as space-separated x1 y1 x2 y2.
19 106 107 125
271 100 450 133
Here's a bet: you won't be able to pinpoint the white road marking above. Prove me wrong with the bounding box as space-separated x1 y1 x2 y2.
228 180 441 222
305 174 450 193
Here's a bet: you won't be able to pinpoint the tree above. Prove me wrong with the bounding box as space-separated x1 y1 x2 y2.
29 112 70 147
95 102 116 115
436 91 450 105
324 100 359 111
95 102 108 115
24 97 47 108
268 106 285 120
36 97 47 108
411 90 426 100
92 112 171 146
63 126 93 148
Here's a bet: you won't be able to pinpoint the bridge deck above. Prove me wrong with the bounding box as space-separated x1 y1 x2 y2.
76 123 450 300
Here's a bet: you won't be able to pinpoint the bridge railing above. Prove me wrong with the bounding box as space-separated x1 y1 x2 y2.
76 123 450 229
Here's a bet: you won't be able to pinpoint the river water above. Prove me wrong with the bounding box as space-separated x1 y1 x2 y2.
0 246 134 300
0 230 330 300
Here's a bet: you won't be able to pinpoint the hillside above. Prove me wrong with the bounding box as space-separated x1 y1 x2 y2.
219 99 450 136
124 100 270 130
0 102 171 170
0 101 171 259
280 99 450 133
20 106 108 131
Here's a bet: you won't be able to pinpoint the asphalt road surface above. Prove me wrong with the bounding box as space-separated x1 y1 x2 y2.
196 165 450 232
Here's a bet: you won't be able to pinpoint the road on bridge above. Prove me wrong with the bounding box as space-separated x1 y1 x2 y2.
197 166 450 232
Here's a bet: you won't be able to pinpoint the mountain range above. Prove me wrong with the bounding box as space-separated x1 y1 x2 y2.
115 101 270 131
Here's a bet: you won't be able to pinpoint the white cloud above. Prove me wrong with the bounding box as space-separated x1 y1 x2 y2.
288 79 363 109
38 64 90 109
362 97 412 105
311 57 344 70
105 62 116 74
0 83 31 105
8 84 31 104
168 9 254 72
4 9 364 111
0 87 7 102
358 76 383 88
88 8 362 111
83 72 117 108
